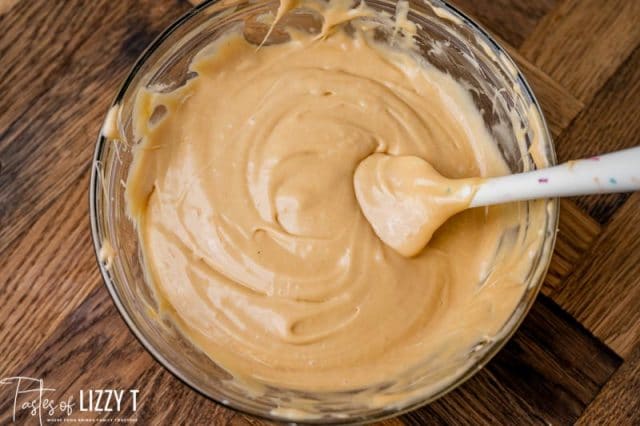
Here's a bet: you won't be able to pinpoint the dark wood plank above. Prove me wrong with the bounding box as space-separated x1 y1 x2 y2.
520 0 640 103
0 171 101 376
0 0 174 146
552 45 640 224
0 0 191 382
553 193 640 358
452 0 558 49
577 344 640 425
543 200 601 295
403 295 621 425
0 0 190 253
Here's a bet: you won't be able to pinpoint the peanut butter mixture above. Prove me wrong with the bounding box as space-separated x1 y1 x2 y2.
125 0 544 394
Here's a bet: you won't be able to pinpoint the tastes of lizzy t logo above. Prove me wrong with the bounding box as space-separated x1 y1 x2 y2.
0 376 139 424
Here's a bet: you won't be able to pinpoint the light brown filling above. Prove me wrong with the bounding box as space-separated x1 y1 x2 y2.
125 1 543 393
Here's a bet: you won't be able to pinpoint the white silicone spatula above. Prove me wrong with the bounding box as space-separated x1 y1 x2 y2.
354 146 640 257
469 146 640 208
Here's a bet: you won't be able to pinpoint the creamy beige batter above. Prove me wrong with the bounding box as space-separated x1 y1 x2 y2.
125 0 543 394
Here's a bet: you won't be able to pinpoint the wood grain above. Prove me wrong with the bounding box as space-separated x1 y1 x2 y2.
0 0 189 253
553 45 640 223
0 171 100 375
451 0 558 49
553 193 640 358
520 0 640 103
577 343 640 425
1 0 640 424
0 287 163 424
0 286 243 425
0 0 19 16
542 200 601 295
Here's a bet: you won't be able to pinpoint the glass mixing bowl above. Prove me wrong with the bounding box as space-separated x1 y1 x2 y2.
90 0 558 423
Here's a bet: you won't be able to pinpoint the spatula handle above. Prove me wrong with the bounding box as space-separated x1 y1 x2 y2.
470 146 640 208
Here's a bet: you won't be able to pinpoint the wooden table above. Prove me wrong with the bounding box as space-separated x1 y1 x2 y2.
1 0 639 424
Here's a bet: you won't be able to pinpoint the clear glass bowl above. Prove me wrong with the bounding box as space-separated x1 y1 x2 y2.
90 0 558 423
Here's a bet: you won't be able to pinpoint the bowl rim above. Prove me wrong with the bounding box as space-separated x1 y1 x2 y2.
89 0 559 423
